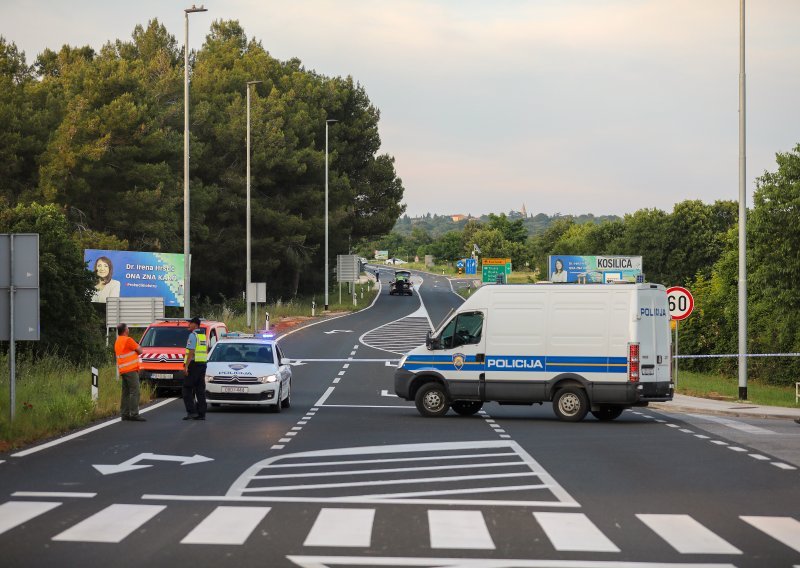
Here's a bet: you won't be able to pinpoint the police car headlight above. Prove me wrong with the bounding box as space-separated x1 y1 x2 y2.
204 374 213 383
258 374 278 384
397 355 407 368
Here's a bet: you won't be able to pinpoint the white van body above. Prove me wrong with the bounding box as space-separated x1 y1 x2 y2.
394 283 673 421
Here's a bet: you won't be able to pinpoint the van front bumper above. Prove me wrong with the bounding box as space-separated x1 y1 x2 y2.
394 368 415 400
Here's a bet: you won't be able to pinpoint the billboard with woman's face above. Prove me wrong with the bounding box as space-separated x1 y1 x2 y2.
84 249 185 306
548 255 642 283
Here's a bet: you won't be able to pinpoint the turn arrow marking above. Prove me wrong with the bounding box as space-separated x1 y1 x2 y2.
93 452 213 475
324 330 353 335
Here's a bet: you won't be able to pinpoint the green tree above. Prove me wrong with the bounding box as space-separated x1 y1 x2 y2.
0 203 105 363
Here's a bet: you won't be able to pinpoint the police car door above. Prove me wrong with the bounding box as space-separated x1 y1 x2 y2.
435 311 486 399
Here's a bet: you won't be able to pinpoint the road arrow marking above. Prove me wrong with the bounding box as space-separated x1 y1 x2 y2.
93 453 213 475
380 390 397 398
324 330 354 335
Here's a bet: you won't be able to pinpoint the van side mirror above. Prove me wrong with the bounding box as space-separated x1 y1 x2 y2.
281 358 290 366
425 331 432 350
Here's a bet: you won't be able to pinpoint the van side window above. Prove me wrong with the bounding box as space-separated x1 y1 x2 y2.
440 311 484 349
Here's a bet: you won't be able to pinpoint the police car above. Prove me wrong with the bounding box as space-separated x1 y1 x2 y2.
204 332 292 412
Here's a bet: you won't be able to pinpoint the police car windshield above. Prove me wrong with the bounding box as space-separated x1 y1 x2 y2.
209 343 274 364
140 327 191 348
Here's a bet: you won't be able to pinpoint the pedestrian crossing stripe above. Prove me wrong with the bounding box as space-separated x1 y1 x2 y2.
361 316 431 355
1 500 798 557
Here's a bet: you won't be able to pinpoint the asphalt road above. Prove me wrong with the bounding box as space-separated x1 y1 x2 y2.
1 267 798 567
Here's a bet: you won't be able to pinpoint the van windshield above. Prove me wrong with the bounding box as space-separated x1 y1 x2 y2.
140 327 191 348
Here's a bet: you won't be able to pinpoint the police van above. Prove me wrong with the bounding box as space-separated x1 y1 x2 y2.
394 282 673 421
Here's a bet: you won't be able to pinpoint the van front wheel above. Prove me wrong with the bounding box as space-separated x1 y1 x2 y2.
452 401 483 416
553 387 589 422
415 383 450 417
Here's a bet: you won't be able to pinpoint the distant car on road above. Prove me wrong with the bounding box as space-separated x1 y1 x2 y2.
385 257 407 265
204 332 292 413
389 270 413 296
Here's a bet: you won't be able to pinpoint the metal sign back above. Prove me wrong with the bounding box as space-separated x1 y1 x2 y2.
105 297 165 328
0 288 40 340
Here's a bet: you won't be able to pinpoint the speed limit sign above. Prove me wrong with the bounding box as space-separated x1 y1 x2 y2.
666 286 694 320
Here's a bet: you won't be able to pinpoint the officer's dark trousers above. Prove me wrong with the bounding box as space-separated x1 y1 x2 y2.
183 362 207 417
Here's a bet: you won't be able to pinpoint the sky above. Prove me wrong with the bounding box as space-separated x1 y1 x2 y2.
2 1 799 218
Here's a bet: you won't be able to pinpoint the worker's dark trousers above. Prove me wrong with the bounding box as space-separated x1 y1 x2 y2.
183 362 207 417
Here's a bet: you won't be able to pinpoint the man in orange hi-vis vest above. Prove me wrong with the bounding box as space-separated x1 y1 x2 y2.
115 323 146 421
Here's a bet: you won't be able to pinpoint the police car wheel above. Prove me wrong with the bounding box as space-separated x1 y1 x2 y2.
271 387 282 413
415 383 450 417
452 401 483 416
553 387 589 422
281 382 291 408
591 405 624 421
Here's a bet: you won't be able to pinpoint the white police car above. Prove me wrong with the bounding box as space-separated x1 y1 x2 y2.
204 332 292 412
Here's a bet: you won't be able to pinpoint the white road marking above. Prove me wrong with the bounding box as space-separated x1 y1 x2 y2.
320 404 413 409
304 508 375 547
11 491 96 498
291 427 302 431
10 398 177 457
687 414 775 434
333 378 341 384
666 424 680 428
500 434 511 439
271 445 285 450
53 504 166 543
741 516 800 553
314 387 335 406
338 370 346 376
239 471 540 493
181 506 270 545
637 514 741 554
251 461 525 479
286 556 738 567
380 390 397 397
279 438 292 443
695 435 710 439
254 452 517 469
679 429 694 433
727 446 748 452
710 440 729 446
286 432 298 437
429 510 494 549
771 462 797 470
748 454 770 461
534 512 620 552
343 364 350 369
0 501 61 535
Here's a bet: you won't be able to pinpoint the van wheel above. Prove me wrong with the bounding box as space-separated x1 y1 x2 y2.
553 387 589 422
591 406 624 421
415 383 450 417
452 401 483 416
271 387 282 413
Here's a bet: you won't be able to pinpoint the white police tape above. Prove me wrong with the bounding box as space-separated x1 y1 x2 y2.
675 353 800 359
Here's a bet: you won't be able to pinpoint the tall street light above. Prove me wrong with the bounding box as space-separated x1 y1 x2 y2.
324 118 338 311
183 4 208 318
738 0 748 400
246 80 263 328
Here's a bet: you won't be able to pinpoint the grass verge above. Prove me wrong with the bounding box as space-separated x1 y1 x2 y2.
675 370 798 408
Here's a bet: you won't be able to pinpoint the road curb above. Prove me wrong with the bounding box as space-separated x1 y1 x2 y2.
650 402 800 421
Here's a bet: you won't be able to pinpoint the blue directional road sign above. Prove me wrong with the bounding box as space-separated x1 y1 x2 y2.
456 260 465 269
465 259 477 275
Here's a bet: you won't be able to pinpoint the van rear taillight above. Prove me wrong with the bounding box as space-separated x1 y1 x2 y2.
628 343 640 382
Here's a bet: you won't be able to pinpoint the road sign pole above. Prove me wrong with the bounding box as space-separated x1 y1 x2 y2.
674 319 679 390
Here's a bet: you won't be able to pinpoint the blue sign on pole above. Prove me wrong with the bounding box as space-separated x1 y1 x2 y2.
456 260 465 269
465 259 477 275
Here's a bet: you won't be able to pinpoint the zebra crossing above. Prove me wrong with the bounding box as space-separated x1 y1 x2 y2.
1 499 798 558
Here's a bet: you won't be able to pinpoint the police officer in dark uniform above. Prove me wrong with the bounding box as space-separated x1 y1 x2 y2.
182 317 208 420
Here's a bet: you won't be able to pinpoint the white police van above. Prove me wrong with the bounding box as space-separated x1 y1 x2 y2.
394 282 673 421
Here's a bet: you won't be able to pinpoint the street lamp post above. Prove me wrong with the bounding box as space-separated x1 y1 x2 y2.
738 0 748 400
324 118 338 311
246 80 262 328
183 4 208 318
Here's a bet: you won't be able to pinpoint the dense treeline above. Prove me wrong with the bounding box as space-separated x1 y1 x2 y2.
0 20 403 363
360 147 800 386
0 20 404 301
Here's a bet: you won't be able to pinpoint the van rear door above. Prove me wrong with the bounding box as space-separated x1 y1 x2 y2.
636 287 672 392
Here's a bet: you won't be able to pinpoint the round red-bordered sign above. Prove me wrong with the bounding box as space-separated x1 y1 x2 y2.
666 286 694 320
